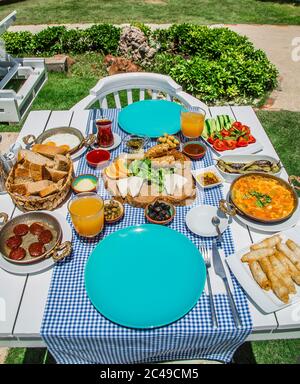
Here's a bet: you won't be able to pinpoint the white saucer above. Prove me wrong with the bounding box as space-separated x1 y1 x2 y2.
0 211 72 275
185 204 229 237
234 203 300 233
91 133 121 151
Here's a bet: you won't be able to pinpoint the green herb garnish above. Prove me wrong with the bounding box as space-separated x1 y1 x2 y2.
244 190 272 208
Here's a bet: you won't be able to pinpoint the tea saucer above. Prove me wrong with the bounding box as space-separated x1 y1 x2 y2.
91 133 121 151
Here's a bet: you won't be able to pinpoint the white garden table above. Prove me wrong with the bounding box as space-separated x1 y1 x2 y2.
0 106 299 349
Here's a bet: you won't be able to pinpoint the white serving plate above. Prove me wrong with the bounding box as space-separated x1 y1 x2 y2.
215 154 282 183
191 165 224 189
0 211 72 275
226 226 300 313
203 138 263 157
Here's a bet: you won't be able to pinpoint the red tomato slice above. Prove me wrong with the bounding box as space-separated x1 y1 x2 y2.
213 139 227 152
241 125 251 135
237 137 248 147
225 139 237 150
248 135 256 144
220 129 230 137
232 121 242 129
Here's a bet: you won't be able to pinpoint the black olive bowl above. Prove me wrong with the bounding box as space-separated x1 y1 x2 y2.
144 199 176 225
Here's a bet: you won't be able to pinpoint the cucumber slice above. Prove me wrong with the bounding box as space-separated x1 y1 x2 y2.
203 120 210 139
217 115 224 129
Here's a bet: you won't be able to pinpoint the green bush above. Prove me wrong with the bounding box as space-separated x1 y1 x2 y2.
2 31 34 55
2 23 277 105
151 24 278 104
2 24 121 56
32 26 66 55
60 29 91 54
85 24 121 54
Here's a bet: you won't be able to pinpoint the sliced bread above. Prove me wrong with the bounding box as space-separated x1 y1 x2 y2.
10 183 28 195
54 154 69 172
27 180 53 195
29 163 49 182
12 180 54 196
18 149 54 168
14 176 34 184
45 167 68 182
39 183 59 198
14 166 31 179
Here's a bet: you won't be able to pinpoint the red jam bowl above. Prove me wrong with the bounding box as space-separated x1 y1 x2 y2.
182 141 207 160
86 149 111 168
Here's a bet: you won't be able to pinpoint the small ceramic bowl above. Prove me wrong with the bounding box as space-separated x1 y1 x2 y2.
72 174 98 194
104 199 124 224
182 141 207 160
145 200 175 225
86 149 110 168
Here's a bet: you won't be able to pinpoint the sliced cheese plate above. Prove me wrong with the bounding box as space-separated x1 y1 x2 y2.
226 226 300 313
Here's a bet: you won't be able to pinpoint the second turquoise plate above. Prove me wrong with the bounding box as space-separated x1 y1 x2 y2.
118 99 184 138
85 224 206 329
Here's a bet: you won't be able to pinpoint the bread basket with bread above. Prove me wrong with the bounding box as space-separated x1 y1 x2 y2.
5 147 73 211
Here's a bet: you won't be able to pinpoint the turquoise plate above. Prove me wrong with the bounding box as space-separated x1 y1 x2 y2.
85 224 206 329
118 99 184 138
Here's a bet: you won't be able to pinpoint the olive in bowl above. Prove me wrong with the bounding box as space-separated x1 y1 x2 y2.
145 200 175 225
104 199 124 224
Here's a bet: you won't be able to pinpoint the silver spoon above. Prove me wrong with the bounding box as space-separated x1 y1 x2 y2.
212 216 222 242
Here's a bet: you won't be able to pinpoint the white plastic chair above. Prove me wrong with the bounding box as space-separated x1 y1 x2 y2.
71 72 207 111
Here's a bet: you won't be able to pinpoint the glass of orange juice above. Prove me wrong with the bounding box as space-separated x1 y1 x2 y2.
181 108 206 139
68 192 104 238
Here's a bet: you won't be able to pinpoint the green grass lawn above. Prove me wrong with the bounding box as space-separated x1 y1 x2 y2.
1 54 300 364
0 0 300 25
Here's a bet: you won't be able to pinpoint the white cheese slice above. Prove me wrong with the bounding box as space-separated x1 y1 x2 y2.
117 178 130 198
164 174 177 195
173 174 188 190
128 176 144 197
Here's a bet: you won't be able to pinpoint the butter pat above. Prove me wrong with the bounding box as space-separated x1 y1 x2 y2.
75 178 96 192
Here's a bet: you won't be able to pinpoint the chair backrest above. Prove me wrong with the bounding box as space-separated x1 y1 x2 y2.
71 72 207 112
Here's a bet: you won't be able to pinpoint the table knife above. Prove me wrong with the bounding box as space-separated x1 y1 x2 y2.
212 240 242 328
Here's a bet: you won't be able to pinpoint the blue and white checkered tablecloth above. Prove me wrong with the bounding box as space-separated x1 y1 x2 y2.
41 109 252 364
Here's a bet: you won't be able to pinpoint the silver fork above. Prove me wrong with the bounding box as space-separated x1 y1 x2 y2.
200 244 218 328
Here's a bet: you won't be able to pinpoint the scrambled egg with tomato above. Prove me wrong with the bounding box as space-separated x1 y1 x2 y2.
232 175 295 221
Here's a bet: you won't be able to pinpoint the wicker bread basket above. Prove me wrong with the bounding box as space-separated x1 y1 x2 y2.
5 156 73 211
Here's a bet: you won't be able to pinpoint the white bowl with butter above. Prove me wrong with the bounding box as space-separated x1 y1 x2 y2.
72 174 98 194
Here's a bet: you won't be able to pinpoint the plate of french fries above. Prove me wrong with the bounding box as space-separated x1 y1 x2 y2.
226 226 300 313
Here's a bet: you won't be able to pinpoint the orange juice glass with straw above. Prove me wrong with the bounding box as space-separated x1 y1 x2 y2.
68 192 104 237
181 108 206 139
